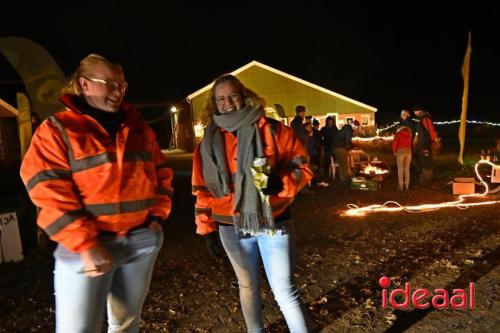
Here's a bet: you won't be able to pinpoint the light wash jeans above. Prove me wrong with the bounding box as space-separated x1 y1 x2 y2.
219 222 309 333
53 227 163 333
396 148 412 190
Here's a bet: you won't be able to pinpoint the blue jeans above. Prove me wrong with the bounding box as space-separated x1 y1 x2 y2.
53 227 163 333
219 223 309 333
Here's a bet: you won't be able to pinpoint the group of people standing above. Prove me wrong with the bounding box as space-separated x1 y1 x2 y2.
392 107 438 191
19 52 440 333
290 106 358 187
21 54 312 332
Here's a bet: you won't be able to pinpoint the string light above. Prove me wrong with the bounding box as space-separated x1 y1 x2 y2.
377 121 400 132
376 119 500 133
354 119 500 142
434 119 500 126
342 160 500 217
353 135 394 142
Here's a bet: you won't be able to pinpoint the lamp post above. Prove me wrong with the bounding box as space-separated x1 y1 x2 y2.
169 106 178 150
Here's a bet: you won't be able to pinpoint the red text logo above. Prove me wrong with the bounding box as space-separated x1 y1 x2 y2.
379 276 475 310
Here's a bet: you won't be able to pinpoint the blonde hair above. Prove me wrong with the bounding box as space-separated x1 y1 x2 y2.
61 54 123 96
203 74 265 119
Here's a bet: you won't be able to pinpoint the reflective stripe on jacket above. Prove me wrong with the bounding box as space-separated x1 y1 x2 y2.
192 116 313 235
20 95 173 252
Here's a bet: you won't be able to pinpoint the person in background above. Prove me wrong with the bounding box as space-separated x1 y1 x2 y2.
291 106 314 193
290 105 308 145
414 107 439 183
305 115 313 127
399 108 413 128
20 54 173 333
311 119 328 187
342 119 359 151
192 74 312 333
305 122 315 164
320 116 340 180
305 121 326 187
329 119 357 184
392 125 413 191
312 119 322 149
399 108 416 143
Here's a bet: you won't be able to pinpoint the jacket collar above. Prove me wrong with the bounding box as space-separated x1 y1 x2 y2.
59 94 141 125
219 115 268 133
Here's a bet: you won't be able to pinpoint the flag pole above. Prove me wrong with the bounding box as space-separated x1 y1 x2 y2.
458 31 472 165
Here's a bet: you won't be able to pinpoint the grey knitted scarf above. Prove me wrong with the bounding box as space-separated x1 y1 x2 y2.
200 105 275 235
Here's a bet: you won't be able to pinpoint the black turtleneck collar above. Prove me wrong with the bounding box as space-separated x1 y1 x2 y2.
76 97 123 139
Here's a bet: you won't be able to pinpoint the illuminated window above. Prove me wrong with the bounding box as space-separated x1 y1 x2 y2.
345 117 354 124
361 115 370 126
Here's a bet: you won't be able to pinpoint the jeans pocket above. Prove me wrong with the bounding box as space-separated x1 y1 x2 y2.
54 244 86 274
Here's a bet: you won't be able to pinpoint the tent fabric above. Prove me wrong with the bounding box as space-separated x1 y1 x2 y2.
17 93 32 159
0 37 66 121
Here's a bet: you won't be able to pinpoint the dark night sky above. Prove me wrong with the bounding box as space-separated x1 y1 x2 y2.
1 1 499 124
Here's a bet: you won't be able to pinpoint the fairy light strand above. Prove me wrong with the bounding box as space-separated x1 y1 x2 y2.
354 119 500 142
353 135 394 142
342 160 500 217
434 119 500 127
376 119 500 134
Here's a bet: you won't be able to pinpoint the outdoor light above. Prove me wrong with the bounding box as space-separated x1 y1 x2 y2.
194 123 205 138
168 106 179 149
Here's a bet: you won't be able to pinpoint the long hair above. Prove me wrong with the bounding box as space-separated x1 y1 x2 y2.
203 74 265 118
61 54 123 96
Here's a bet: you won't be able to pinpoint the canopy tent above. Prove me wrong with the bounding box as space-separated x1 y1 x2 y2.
0 36 66 121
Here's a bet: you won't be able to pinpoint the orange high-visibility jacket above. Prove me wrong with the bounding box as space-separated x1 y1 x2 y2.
20 95 173 252
192 116 313 235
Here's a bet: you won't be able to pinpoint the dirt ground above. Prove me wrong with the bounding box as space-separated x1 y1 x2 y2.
1 151 499 333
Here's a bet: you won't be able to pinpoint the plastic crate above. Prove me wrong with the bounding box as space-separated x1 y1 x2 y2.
351 178 378 191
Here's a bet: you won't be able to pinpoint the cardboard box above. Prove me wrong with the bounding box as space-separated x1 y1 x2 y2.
492 165 500 183
452 178 475 195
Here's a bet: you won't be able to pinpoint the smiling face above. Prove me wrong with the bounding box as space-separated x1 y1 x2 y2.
214 81 244 114
78 62 126 112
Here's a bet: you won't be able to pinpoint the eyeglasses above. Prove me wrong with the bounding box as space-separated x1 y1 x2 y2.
84 77 128 92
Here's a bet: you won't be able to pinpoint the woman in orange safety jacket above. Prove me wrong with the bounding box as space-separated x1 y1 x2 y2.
20 54 173 332
192 74 312 332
